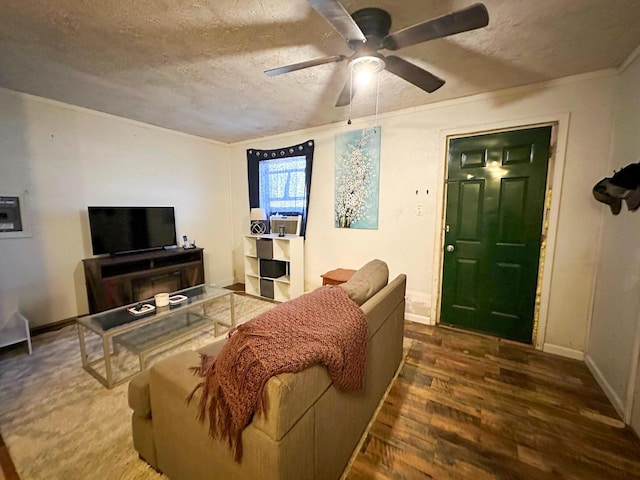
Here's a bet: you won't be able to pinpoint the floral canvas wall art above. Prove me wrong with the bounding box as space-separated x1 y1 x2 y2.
334 127 381 229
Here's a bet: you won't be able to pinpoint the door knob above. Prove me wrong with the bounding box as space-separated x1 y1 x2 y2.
446 244 455 252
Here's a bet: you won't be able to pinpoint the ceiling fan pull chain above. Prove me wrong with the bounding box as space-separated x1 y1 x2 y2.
375 71 380 128
348 67 353 125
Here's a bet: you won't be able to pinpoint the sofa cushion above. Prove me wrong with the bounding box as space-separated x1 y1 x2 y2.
339 259 389 306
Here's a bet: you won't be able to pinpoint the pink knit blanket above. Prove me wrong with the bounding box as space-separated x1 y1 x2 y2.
188 286 367 461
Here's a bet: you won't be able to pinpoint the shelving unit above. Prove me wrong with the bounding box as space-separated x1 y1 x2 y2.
243 234 304 302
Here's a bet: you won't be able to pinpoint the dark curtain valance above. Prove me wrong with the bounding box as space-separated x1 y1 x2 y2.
247 140 314 237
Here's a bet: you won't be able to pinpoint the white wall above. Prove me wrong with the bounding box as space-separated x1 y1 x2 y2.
230 71 618 357
0 88 234 328
586 51 640 421
0 66 623 361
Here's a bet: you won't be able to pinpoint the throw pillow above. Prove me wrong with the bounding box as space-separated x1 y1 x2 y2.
339 259 388 305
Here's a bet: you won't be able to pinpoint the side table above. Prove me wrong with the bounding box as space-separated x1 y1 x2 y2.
0 312 32 355
321 268 356 286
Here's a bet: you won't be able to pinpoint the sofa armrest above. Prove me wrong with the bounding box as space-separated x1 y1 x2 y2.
129 337 228 421
145 347 332 443
128 369 151 418
150 348 317 480
149 349 203 400
361 274 406 339
252 364 332 441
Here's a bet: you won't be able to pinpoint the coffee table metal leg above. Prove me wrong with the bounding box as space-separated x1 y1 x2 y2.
103 335 114 389
77 324 89 368
229 292 236 327
205 301 217 336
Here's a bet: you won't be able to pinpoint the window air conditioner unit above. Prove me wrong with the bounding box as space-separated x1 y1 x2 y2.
269 214 301 236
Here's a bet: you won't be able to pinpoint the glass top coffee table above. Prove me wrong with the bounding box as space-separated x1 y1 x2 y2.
77 284 235 388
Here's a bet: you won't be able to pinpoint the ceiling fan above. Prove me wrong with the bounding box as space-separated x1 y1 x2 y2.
265 0 489 107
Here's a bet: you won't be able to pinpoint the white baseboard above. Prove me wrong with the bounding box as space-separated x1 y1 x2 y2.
585 354 625 419
405 312 431 325
542 343 585 360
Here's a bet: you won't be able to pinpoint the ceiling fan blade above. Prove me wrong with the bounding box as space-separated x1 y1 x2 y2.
383 3 489 50
265 55 346 76
385 56 445 93
307 0 366 42
335 76 357 107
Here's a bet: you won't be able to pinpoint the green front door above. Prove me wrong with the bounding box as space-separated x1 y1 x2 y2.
440 126 552 343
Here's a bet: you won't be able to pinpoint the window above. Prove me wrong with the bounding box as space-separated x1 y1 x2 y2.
259 156 307 215
247 141 314 237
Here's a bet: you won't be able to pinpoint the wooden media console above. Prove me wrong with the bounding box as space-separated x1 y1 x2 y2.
82 248 204 314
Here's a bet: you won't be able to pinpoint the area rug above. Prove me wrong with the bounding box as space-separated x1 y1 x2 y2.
0 294 275 480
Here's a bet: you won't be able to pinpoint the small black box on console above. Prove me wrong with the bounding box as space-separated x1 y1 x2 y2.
260 259 286 279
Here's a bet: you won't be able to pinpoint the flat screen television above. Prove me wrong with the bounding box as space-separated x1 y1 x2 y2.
88 206 177 255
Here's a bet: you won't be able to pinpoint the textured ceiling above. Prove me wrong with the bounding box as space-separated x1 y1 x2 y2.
1 0 639 143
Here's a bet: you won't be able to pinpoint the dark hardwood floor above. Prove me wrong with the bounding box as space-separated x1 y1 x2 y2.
0 433 18 480
347 321 640 479
3 319 640 479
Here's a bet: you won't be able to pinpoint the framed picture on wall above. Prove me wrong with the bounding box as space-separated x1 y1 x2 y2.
334 127 381 229
0 192 31 239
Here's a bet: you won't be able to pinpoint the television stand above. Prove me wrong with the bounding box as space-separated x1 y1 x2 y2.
82 248 205 314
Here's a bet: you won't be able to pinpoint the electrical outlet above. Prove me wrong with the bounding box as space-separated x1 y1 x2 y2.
416 204 424 216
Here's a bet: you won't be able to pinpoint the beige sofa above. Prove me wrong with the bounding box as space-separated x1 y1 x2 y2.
128 260 406 480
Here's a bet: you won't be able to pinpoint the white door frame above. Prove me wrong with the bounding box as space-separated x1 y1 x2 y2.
430 113 571 351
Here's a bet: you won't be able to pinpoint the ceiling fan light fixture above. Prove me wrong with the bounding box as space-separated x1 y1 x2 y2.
350 55 386 75
266 1 490 108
